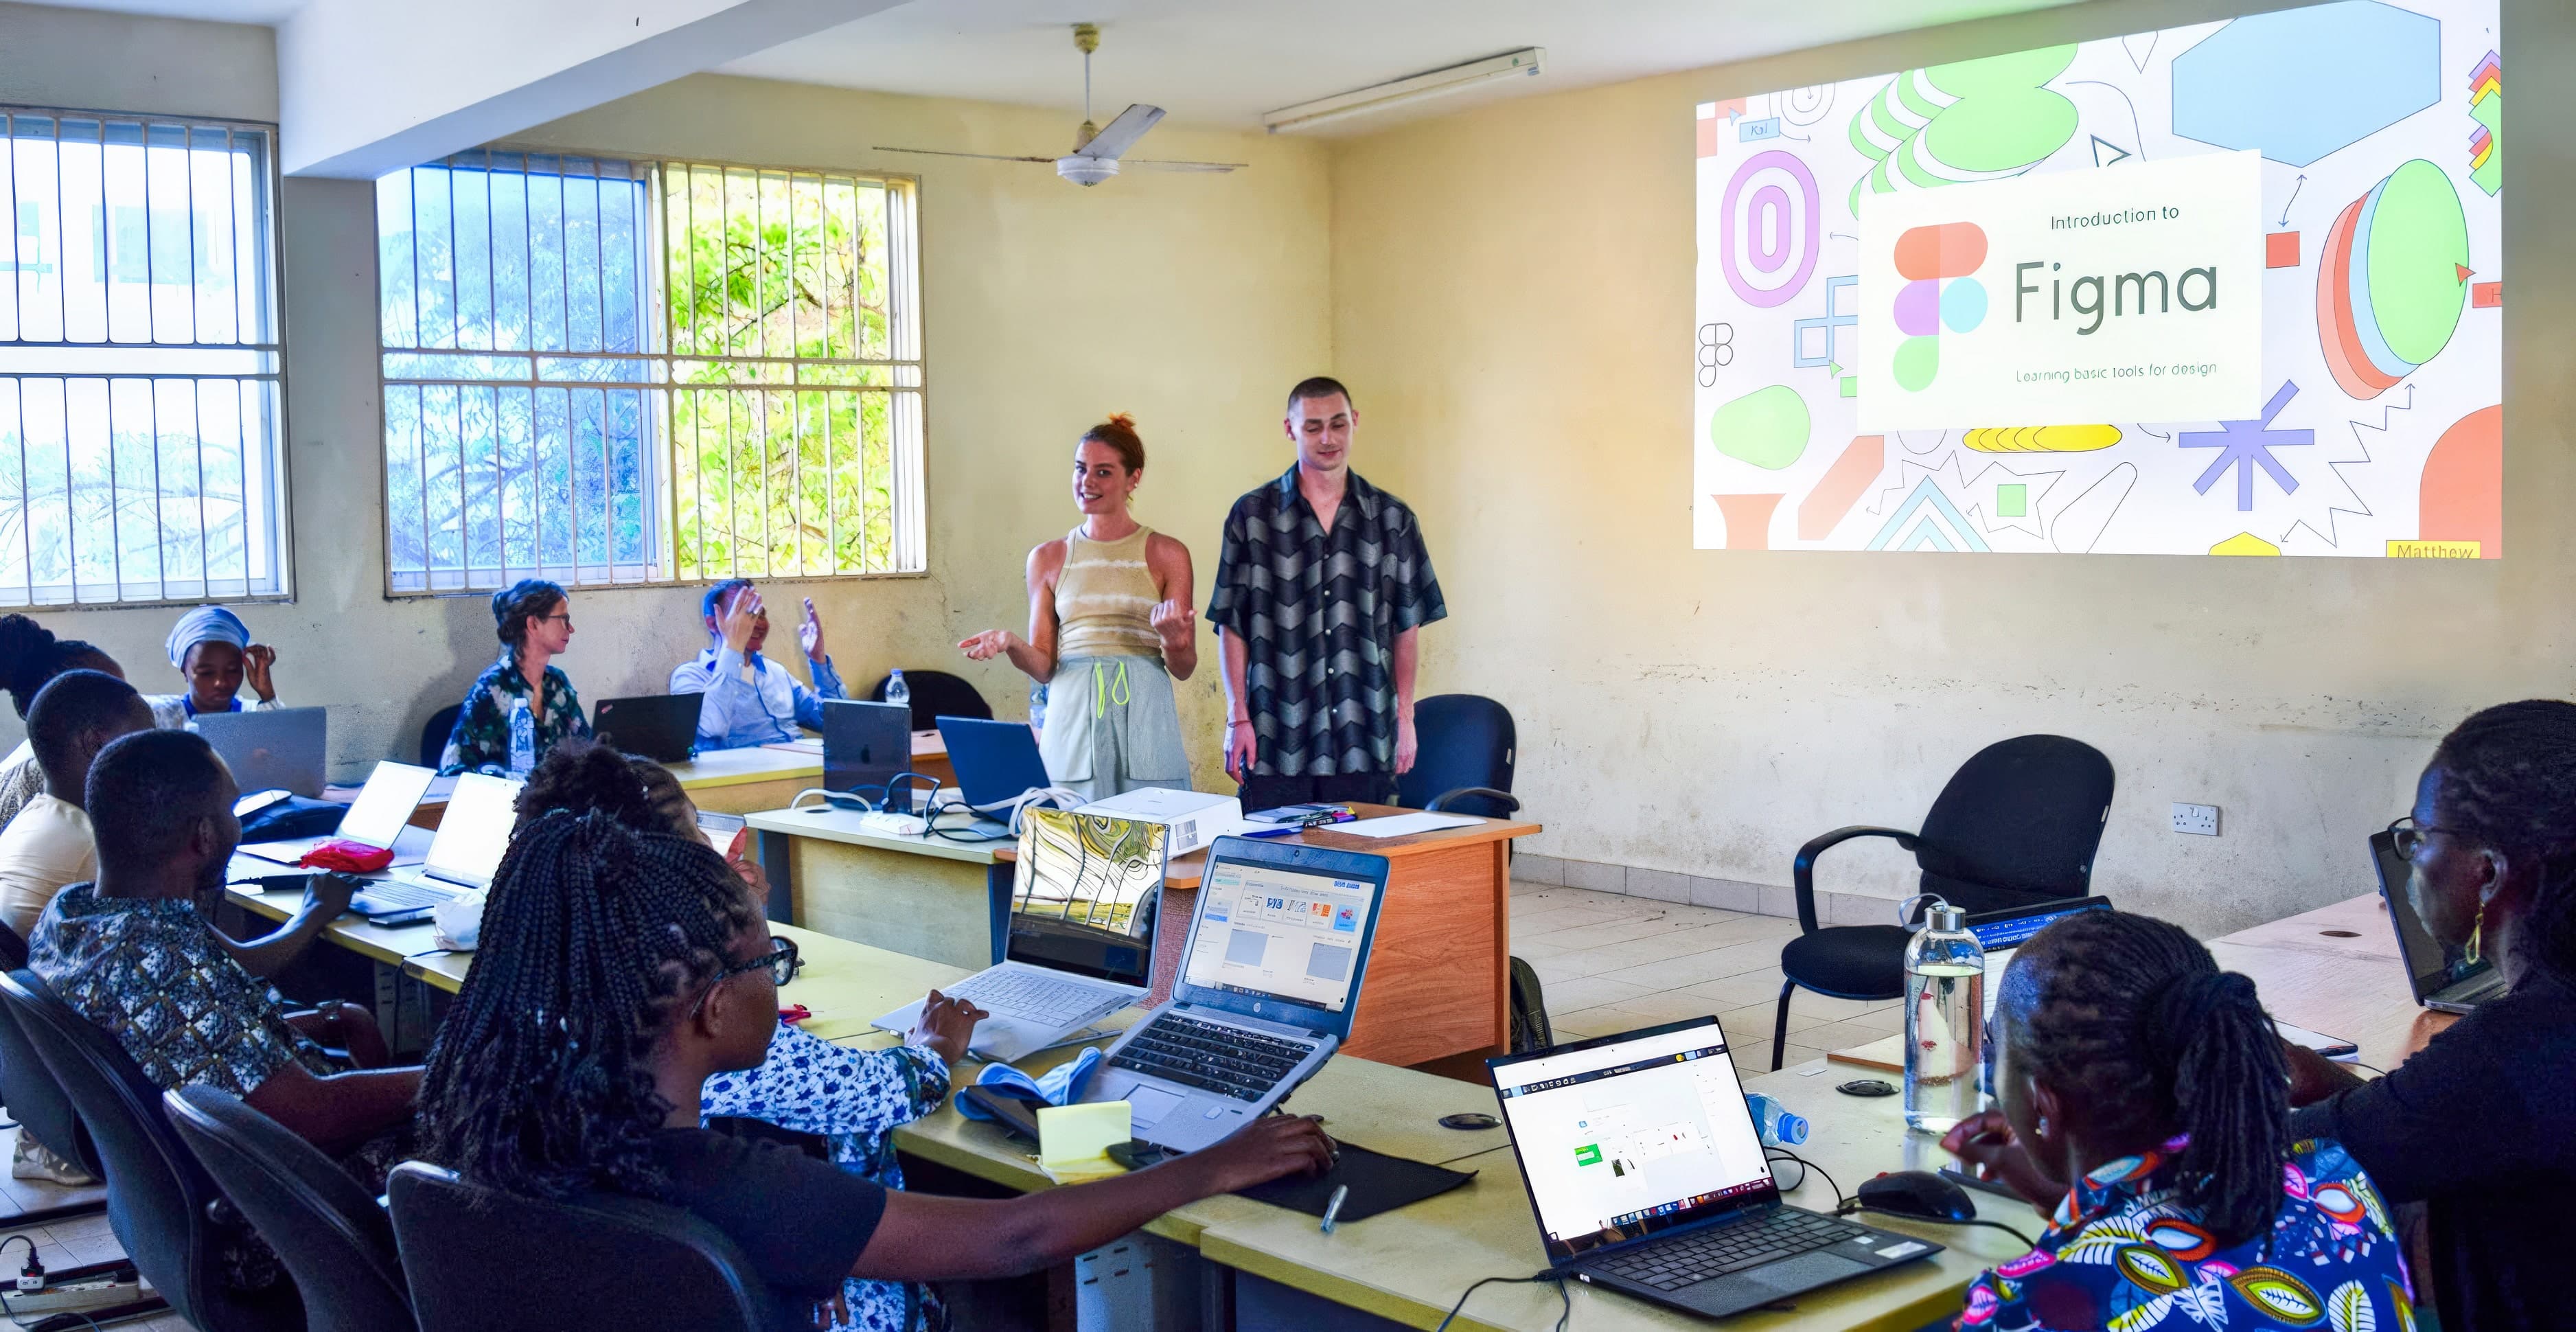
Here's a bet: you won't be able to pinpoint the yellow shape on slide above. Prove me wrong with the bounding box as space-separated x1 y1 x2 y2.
1962 425 2124 452
2211 533 2281 556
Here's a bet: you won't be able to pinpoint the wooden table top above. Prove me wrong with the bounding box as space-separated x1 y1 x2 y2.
984 803 1543 885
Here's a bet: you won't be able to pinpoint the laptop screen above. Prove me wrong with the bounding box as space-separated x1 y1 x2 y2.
1490 1018 1774 1261
337 762 437 849
425 773 522 886
1008 809 1164 985
1971 898 2113 1020
1186 853 1375 1014
2371 829 2492 1000
937 717 1054 809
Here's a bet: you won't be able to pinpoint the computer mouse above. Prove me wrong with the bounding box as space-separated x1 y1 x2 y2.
1856 1169 1977 1222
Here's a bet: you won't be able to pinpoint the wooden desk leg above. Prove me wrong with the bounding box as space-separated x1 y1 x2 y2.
1491 839 1513 1056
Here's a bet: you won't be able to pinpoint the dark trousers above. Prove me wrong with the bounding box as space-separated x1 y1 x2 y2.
1238 772 1396 814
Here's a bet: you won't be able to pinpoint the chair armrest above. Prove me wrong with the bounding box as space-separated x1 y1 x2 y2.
1426 786 1520 816
1791 826 1920 934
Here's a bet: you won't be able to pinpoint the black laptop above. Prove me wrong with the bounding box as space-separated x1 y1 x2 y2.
1487 1016 1939 1318
2371 829 2505 1013
592 694 704 764
822 699 916 808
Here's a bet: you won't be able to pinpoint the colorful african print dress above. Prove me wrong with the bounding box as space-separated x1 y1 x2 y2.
1958 1136 2415 1332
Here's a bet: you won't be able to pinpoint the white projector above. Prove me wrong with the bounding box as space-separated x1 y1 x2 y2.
1072 788 1246 858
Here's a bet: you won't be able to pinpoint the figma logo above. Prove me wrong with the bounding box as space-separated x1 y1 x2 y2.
1891 222 1989 391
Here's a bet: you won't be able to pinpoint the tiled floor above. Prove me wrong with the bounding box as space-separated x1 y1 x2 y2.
0 1125 191 1331
1511 884 1904 1072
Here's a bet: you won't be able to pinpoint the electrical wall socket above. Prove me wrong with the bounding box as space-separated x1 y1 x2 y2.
2171 803 2220 836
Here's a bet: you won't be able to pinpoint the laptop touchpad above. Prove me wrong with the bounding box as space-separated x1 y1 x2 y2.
1127 1085 1185 1127
1739 1251 1866 1294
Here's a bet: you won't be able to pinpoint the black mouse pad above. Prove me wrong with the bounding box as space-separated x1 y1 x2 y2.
1235 1142 1475 1223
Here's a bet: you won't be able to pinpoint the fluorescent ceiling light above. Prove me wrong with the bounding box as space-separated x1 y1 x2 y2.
1262 48 1545 133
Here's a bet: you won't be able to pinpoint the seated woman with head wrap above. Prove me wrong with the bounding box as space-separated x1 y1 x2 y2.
145 605 284 729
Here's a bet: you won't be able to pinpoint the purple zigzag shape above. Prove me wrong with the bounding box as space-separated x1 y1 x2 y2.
2180 380 2314 512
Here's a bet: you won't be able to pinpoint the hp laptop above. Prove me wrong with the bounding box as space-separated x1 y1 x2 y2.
593 693 704 764
194 707 327 798
824 700 917 809
937 716 1056 811
1488 1017 1940 1319
1081 837 1389 1153
2372 829 2505 1013
873 809 1169 1061
241 760 437 866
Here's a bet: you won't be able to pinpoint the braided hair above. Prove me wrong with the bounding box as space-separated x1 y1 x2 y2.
415 809 758 1199
2426 699 2576 978
0 614 115 719
2008 911 2290 1245
512 737 692 838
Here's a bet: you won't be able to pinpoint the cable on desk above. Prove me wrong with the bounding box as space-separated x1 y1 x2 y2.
1435 1270 1569 1332
1763 1147 1845 1212
1833 1203 2036 1251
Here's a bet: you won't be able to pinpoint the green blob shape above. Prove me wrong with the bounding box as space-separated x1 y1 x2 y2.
1920 47 2080 174
2368 159 2470 367
1893 336 1941 393
1708 384 1810 470
1997 483 2028 518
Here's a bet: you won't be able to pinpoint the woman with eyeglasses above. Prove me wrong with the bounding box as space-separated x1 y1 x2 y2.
437 578 591 774
2281 699 2576 1332
435 741 1333 1332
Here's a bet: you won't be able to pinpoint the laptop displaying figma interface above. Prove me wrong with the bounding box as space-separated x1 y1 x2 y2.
1494 1024 1774 1256
1184 858 1375 1014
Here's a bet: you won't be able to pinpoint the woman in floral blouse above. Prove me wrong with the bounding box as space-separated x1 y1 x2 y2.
439 579 590 775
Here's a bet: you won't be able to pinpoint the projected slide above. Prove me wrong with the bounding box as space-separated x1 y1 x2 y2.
1694 0 2502 557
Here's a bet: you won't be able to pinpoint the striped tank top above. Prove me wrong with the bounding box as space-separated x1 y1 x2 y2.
1055 526 1164 661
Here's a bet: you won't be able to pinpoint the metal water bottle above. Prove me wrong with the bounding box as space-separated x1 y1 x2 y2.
1902 897 1986 1134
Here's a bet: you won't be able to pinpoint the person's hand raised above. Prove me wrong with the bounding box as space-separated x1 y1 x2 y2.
243 643 278 702
958 629 1020 662
798 597 827 663
720 588 764 654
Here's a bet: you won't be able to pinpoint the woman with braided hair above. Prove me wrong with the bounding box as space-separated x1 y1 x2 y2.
1942 911 2411 1331
2283 699 2576 1331
0 614 122 831
419 799 1333 1332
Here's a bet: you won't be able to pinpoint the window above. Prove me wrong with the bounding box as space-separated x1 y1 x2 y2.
0 108 286 608
376 152 923 595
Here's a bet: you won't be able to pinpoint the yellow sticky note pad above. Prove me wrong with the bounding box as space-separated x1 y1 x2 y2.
1037 1101 1132 1184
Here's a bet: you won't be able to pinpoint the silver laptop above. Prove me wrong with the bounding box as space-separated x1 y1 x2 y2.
193 707 327 798
2372 828 2506 1013
241 761 437 866
874 809 1170 1063
400 772 522 893
1079 837 1390 1153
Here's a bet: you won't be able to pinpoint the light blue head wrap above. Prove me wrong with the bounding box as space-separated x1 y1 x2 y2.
166 605 251 669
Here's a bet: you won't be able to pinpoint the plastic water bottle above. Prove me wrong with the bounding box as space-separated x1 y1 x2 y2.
507 697 536 778
1746 1094 1808 1147
1028 680 1048 738
1902 898 1986 1135
886 669 911 719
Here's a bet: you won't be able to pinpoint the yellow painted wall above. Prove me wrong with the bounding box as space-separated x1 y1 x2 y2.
1329 0 2570 933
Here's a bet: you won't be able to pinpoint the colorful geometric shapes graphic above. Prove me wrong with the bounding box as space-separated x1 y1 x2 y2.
1694 100 1742 157
2316 161 2470 400
2169 1 2439 168
1995 483 2027 518
1720 150 1820 308
1712 493 1785 551
1791 276 1857 369
1797 435 1885 540
2268 231 2302 268
1739 117 1784 142
2467 50 2502 197
1893 337 1940 393
1888 222 1988 391
2211 532 2282 556
2418 404 2502 558
2472 282 2501 308
1866 478 1990 552
2181 380 2314 512
1940 279 1988 332
1894 222 1988 279
1708 384 1811 470
1894 281 1942 336
1964 425 2122 453
1847 46 2078 212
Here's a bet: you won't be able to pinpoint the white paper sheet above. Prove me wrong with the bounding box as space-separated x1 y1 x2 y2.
1333 812 1480 838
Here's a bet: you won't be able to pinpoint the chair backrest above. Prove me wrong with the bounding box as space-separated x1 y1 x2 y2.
1914 735 2116 915
867 669 992 731
0 975 102 1182
1394 694 1518 818
419 704 463 769
0 920 27 969
388 1162 770 1332
166 1086 413 1332
0 969 299 1332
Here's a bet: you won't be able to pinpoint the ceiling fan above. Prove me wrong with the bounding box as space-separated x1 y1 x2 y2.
874 23 1246 187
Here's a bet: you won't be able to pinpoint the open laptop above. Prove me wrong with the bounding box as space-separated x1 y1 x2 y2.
1488 1016 1939 1318
937 716 1055 811
1080 837 1388 1153
593 693 704 764
2371 828 2505 1013
241 760 437 866
194 707 327 798
873 809 1169 1061
1968 897 2113 1022
824 699 917 809
348 772 525 918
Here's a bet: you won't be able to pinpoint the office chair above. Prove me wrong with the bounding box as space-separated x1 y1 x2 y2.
1771 735 2113 1070
419 703 463 769
0 970 294 1330
0 940 111 1227
1394 693 1521 820
166 1086 415 1332
867 669 992 731
389 1161 771 1332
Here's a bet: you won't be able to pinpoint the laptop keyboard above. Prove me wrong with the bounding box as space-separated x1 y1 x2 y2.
1592 1209 1866 1290
950 969 1113 1022
1109 1013 1312 1101
350 879 461 912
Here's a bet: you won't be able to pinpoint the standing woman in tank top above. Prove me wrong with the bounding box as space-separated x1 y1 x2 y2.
957 415 1197 803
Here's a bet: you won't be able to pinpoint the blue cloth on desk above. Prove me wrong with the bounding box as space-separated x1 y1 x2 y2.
952 1046 1105 1122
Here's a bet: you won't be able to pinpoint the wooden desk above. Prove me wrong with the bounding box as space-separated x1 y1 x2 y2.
395 732 949 825
744 805 1009 969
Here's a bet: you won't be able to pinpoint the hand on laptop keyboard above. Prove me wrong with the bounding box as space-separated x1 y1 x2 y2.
310 871 359 917
908 989 987 1064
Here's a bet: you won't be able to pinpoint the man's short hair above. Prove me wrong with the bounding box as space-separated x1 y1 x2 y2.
87 729 228 876
1285 376 1355 417
702 578 755 621
26 669 146 787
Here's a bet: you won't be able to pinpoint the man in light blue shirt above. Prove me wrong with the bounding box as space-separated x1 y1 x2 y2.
668 580 846 750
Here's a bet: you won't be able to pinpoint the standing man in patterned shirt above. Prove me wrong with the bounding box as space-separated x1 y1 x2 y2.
1208 377 1447 812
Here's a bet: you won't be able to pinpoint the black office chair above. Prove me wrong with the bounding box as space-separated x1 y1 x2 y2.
1394 693 1521 820
389 1161 770 1332
419 703 463 769
0 937 111 1227
866 669 991 731
166 1086 414 1332
1771 735 2113 1070
0 970 301 1331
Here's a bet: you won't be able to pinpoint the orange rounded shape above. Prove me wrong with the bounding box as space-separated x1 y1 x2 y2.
2419 404 2503 558
1895 222 1989 281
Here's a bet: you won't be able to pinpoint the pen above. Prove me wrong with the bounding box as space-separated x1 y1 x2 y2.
1320 1184 1349 1235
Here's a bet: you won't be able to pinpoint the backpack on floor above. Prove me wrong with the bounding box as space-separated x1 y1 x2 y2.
1508 955 1555 1053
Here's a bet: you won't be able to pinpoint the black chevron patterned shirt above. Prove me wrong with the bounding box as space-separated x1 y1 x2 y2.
1207 464 1446 777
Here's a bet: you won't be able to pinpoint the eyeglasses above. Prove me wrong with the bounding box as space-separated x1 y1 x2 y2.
539 613 574 628
2387 815 2475 858
689 936 801 1017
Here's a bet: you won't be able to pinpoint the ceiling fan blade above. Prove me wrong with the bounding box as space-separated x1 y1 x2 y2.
1127 159 1247 174
871 146 1056 164
1079 104 1166 160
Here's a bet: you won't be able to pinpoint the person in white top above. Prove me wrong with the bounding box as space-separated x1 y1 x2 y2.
668 581 848 751
143 605 284 730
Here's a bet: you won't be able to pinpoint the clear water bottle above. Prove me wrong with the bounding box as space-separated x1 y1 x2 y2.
1746 1093 1808 1147
1028 680 1048 738
885 668 911 720
507 697 536 778
1902 897 1986 1135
